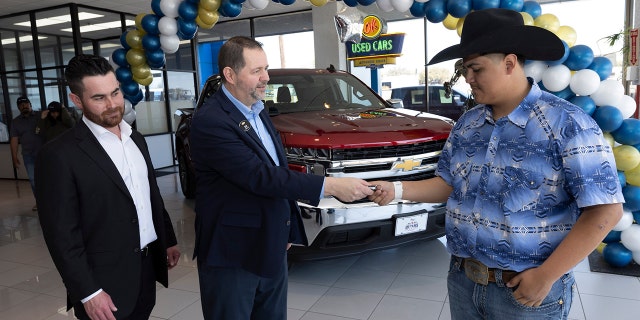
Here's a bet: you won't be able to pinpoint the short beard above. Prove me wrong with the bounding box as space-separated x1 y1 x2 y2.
83 106 124 128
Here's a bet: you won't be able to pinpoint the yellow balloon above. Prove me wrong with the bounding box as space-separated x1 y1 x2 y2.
555 25 577 47
126 48 147 67
456 16 466 37
596 242 606 254
310 0 328 6
135 13 146 31
614 145 640 171
443 14 459 31
626 162 640 186
134 74 153 87
603 132 615 147
125 30 143 50
199 0 221 12
131 64 151 79
534 13 560 33
196 16 216 29
520 12 534 26
198 8 219 26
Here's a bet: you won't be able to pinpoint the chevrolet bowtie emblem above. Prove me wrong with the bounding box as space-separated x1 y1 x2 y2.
391 159 421 171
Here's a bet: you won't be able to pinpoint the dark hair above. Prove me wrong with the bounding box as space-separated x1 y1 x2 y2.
218 36 263 83
64 54 114 96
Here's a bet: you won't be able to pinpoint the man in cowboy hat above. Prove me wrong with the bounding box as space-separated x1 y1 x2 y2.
369 8 623 319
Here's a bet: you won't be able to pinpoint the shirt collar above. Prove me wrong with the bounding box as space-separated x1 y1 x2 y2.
507 78 541 128
82 115 131 141
221 84 264 118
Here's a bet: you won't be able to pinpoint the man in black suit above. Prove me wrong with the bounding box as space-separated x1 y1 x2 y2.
191 36 374 320
35 54 181 320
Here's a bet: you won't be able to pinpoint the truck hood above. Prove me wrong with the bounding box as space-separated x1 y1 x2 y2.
273 108 453 148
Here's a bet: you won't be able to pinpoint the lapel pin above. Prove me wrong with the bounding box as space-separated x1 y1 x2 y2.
239 120 251 132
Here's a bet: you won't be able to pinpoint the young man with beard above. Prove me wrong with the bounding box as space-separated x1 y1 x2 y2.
10 96 43 210
35 54 181 320
368 9 623 319
190 36 374 320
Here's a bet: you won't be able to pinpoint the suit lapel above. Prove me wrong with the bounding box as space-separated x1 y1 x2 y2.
74 120 133 201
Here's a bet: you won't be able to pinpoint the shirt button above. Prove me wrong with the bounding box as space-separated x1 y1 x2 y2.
286 220 290 226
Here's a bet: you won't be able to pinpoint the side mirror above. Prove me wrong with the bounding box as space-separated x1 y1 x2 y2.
387 98 404 109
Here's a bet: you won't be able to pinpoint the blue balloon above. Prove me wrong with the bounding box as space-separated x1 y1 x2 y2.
410 2 426 18
499 0 524 11
146 49 166 66
592 105 624 132
569 96 597 116
151 0 164 17
612 118 640 146
142 34 161 52
115 67 133 84
623 185 640 211
472 0 500 10
603 230 622 243
425 0 448 23
218 0 242 17
447 0 472 18
357 0 376 5
229 0 245 3
564 45 594 71
547 41 569 66
619 171 627 187
112 48 130 68
141 14 160 35
120 32 131 51
588 56 614 81
633 211 640 223
177 18 198 40
521 0 541 19
126 88 144 105
342 0 358 7
603 242 633 267
121 81 140 97
551 85 575 100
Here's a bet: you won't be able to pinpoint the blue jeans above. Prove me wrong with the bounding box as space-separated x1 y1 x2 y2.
22 154 36 196
448 256 574 320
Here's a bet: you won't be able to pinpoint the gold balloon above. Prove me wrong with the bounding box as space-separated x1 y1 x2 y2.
626 162 640 186
534 13 560 33
125 30 143 50
198 8 219 26
603 132 615 147
196 16 216 29
614 145 640 171
131 64 151 79
443 14 459 31
555 25 577 47
199 0 221 12
310 0 328 6
126 48 147 67
456 16 466 37
596 242 606 254
520 12 534 26
134 74 153 87
135 13 146 31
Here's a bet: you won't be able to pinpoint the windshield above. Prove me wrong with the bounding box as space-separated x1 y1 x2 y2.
265 73 387 114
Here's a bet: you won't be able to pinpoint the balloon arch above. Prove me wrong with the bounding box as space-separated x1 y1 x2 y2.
111 0 640 268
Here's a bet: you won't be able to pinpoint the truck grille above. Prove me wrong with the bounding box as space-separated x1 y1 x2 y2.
332 141 446 161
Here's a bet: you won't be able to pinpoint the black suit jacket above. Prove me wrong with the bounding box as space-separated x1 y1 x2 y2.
190 88 324 277
35 119 178 316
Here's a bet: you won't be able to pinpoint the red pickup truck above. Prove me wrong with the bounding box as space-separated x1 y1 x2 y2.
174 67 454 261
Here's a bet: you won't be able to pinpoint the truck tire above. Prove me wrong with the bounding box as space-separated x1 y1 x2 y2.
178 153 196 199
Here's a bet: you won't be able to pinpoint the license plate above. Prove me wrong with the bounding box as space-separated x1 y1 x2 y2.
394 212 428 236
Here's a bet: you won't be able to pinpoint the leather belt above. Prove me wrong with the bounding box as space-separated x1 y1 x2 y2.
460 257 519 285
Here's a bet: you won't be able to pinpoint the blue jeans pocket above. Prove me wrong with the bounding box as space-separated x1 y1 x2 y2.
505 272 574 318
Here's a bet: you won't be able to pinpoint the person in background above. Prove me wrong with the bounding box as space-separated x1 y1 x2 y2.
190 36 374 320
368 9 623 320
0 119 8 142
37 101 75 143
35 54 180 320
10 96 43 211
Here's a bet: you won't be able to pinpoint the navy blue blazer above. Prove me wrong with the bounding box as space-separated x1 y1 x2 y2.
190 88 324 277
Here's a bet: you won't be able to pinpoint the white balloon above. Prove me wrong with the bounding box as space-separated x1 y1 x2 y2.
615 94 637 119
542 64 571 92
160 34 180 54
621 224 640 252
613 210 634 231
243 1 255 10
524 61 548 83
390 0 413 12
569 69 601 96
124 99 133 115
591 79 624 107
248 0 269 10
158 16 178 36
123 109 137 125
160 0 180 18
376 0 395 12
634 250 640 264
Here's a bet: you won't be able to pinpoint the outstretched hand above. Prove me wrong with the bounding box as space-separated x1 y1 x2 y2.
367 181 395 206
324 177 374 202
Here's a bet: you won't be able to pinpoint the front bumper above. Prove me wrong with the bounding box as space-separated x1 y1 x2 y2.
289 199 446 261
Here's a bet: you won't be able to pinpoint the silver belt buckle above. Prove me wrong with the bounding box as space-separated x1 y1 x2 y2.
464 258 489 285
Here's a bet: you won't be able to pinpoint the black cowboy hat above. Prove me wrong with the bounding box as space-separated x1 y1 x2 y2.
428 8 565 65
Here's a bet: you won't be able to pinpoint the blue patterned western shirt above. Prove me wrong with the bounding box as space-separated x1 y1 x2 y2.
436 81 624 272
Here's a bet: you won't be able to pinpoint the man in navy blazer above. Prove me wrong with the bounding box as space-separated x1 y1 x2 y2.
35 54 180 320
191 36 374 320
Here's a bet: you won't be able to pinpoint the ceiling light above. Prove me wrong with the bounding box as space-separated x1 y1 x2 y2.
14 12 103 28
1 35 47 45
61 19 134 33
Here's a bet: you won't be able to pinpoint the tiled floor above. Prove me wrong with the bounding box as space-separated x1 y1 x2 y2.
1 173 640 320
